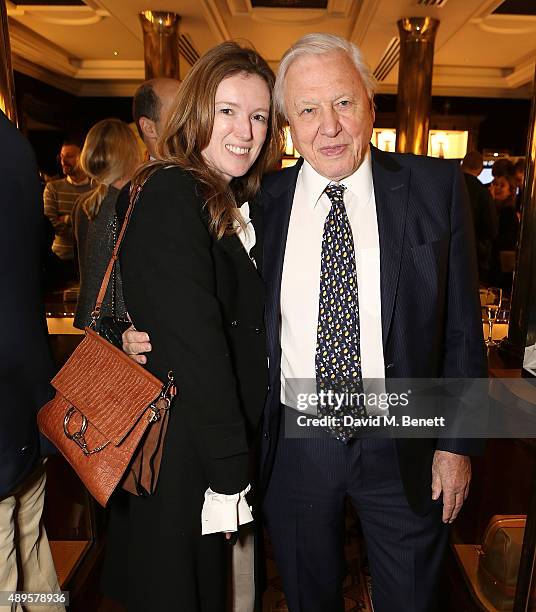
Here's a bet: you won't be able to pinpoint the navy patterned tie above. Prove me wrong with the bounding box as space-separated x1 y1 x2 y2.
315 183 365 441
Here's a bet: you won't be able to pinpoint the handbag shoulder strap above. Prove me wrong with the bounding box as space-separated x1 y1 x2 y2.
91 167 164 323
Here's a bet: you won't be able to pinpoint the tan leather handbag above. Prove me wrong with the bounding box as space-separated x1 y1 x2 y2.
38 181 175 507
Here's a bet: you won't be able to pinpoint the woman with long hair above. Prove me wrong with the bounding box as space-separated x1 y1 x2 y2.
490 173 519 287
73 119 141 328
102 42 283 611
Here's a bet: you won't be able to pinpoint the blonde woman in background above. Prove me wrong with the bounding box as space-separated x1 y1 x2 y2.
73 119 142 329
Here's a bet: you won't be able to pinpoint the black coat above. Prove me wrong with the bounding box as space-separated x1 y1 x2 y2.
103 166 268 610
120 166 267 493
259 146 487 517
0 111 55 498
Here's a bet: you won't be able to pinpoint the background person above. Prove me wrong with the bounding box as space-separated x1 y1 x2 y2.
113 78 181 232
0 110 65 612
514 158 526 214
490 157 515 182
461 150 497 283
490 173 519 288
43 138 91 288
73 119 142 329
132 77 181 159
102 42 283 612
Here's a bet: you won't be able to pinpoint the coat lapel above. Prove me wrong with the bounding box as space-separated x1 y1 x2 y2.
219 224 264 291
371 146 410 349
249 196 264 272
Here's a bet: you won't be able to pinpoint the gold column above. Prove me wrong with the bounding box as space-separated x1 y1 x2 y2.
139 11 181 80
0 0 17 123
395 17 439 155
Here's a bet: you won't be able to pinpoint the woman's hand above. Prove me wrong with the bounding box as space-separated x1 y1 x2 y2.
122 325 152 364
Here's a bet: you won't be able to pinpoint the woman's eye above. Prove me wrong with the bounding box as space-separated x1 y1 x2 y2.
253 114 267 122
219 108 233 115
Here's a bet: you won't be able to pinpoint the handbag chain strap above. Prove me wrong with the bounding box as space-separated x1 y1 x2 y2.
110 214 118 318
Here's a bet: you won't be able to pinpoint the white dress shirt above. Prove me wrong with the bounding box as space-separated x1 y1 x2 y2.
201 202 255 535
280 150 385 409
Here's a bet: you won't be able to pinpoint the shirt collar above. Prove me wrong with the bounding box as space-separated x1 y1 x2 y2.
298 147 373 210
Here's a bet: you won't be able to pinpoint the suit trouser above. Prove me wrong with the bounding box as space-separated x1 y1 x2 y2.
263 424 449 612
0 461 65 612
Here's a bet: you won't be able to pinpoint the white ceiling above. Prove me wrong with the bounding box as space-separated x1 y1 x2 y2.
5 0 536 98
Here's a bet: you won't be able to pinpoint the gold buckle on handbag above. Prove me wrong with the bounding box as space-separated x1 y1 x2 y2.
63 407 109 455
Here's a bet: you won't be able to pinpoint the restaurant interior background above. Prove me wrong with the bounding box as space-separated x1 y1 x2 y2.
2 0 536 610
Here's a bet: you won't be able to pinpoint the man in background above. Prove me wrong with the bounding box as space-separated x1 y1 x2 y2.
0 110 64 611
113 78 180 217
43 138 91 287
461 150 498 282
132 78 181 158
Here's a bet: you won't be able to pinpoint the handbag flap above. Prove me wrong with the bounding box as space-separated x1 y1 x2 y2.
51 329 162 446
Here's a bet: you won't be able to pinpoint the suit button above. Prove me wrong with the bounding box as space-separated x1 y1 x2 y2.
386 363 394 370
263 431 270 440
267 385 271 392
230 320 239 327
20 446 28 453
254 327 263 334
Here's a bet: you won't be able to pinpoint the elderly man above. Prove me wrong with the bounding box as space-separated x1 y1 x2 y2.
123 33 485 612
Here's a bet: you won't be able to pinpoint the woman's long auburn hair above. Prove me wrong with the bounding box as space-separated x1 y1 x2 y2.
132 41 284 239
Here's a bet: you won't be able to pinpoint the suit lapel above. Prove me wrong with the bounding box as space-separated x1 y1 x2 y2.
371 146 410 349
262 160 302 368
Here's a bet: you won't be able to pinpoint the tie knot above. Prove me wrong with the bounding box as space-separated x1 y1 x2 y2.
324 183 346 203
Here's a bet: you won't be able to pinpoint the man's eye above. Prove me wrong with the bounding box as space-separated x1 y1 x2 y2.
338 100 351 108
301 108 314 115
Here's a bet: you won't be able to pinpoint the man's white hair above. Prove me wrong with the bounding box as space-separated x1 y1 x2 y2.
274 33 376 119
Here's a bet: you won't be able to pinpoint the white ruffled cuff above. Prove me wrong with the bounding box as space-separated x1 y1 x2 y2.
201 484 253 535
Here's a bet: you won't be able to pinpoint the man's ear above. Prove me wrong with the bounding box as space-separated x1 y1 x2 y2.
139 116 157 141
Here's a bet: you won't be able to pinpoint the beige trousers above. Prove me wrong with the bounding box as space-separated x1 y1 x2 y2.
0 462 65 612
232 524 255 612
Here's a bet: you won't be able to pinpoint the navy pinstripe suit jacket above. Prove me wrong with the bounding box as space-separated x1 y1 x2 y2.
258 145 487 516
0 111 56 497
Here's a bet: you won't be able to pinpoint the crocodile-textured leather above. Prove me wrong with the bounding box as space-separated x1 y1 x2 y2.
38 329 171 507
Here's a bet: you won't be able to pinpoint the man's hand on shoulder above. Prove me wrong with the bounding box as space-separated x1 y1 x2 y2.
122 325 152 365
431 450 471 524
